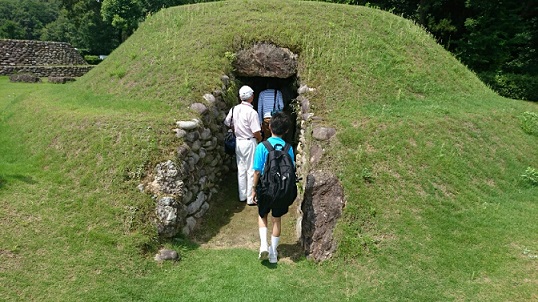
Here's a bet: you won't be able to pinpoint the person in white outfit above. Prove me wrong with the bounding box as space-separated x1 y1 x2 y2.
224 85 262 205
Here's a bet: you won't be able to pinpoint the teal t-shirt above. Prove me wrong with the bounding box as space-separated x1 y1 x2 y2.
252 137 295 173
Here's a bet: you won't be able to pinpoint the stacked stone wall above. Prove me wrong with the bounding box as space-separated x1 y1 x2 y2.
1 66 93 77
295 85 345 262
145 41 344 262
0 39 92 77
146 76 317 239
145 78 231 237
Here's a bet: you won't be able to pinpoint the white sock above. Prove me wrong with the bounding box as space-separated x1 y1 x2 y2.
271 236 280 252
259 227 268 249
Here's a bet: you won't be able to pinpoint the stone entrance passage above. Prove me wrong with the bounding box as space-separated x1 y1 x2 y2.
231 43 300 145
148 42 345 263
230 43 345 262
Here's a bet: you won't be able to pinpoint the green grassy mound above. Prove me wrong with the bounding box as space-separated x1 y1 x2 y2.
2 0 537 300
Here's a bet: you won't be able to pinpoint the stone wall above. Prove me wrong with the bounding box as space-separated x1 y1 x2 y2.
144 76 313 239
144 42 345 262
0 39 92 77
143 78 231 238
1 65 93 77
145 78 344 262
294 86 346 262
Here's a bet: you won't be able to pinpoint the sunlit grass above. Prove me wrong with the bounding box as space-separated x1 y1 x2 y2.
2 0 538 300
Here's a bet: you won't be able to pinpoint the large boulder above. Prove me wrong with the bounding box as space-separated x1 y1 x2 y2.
301 170 345 261
232 43 297 78
9 72 41 83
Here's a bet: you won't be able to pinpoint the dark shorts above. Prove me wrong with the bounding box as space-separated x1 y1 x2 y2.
257 197 289 218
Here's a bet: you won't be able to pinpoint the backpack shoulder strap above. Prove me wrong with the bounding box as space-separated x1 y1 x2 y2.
261 141 275 174
262 140 274 152
282 144 294 170
230 106 235 130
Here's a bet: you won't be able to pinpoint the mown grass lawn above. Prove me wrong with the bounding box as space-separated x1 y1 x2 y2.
2 0 538 301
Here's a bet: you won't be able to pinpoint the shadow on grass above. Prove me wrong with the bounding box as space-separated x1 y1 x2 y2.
278 242 305 262
11 174 37 184
261 261 278 269
259 241 305 267
187 165 306 264
0 174 37 189
189 169 247 243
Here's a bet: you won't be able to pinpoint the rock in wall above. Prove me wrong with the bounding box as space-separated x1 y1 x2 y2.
294 84 346 262
301 170 345 261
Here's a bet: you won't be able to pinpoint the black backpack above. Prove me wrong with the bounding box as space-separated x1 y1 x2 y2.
258 141 297 206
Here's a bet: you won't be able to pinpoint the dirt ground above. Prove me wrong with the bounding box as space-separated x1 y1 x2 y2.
190 172 304 263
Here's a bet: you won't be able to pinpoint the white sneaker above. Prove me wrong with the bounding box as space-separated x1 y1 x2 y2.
269 245 278 264
258 245 269 260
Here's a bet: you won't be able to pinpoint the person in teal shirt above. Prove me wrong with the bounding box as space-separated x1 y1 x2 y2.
251 112 294 264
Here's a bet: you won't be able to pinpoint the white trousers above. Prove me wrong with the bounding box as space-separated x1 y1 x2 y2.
235 138 257 203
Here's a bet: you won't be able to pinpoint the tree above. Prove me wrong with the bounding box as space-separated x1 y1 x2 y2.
40 9 75 43
59 0 121 55
316 0 538 101
0 20 25 39
100 0 207 42
455 1 523 71
0 0 60 40
101 0 144 41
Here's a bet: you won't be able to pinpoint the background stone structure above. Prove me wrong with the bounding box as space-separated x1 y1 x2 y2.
0 39 93 77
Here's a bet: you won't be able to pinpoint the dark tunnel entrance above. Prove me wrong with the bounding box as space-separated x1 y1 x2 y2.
235 75 300 147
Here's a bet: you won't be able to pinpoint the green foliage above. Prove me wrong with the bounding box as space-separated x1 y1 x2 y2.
519 111 538 135
84 55 103 65
361 167 374 183
480 72 538 102
0 19 25 38
39 9 75 43
100 0 217 42
312 0 538 102
521 167 538 186
101 0 144 39
0 0 60 39
224 51 236 62
60 0 121 54
457 0 530 71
